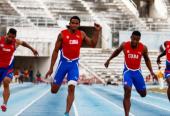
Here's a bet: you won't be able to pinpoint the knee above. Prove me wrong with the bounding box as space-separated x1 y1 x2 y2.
140 91 147 97
3 79 10 87
166 79 170 86
51 88 58 94
51 85 60 94
140 93 146 97
168 83 170 88
124 87 131 99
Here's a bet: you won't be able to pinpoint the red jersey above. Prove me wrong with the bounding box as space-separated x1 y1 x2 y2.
61 29 82 60
123 41 144 70
165 41 170 61
0 36 16 68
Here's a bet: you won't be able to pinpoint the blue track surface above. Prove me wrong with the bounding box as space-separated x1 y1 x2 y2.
0 83 169 116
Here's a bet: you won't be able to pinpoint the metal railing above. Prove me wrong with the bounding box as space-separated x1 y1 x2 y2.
1 14 170 32
0 14 58 28
110 19 170 32
58 15 94 22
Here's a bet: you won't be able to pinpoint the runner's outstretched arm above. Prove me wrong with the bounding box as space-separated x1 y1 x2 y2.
16 39 38 56
46 33 62 78
143 46 157 80
104 42 124 68
82 23 101 47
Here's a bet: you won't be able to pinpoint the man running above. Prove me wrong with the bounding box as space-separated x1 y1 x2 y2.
45 16 101 116
157 40 170 101
0 28 38 112
104 31 157 116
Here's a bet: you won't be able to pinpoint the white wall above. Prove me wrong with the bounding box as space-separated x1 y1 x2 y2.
150 0 167 19
119 31 170 51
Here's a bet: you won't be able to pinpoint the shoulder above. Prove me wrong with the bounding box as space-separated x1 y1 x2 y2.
139 42 144 46
80 30 86 39
142 45 148 54
119 42 126 50
124 41 130 44
61 29 67 33
16 39 21 43
138 42 145 49
80 30 85 36
56 33 62 43
121 42 126 46
15 39 23 46
60 29 68 36
141 43 147 49
122 41 129 47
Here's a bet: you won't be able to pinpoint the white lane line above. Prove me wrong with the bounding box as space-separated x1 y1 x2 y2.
73 102 79 116
147 94 168 102
14 89 50 116
109 86 168 102
83 86 135 116
103 86 170 112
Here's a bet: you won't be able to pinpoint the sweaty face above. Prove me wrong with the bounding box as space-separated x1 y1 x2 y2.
69 19 80 31
131 35 140 48
6 33 16 44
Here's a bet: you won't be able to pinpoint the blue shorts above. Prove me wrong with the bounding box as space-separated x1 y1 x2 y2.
0 67 13 83
53 59 79 85
123 66 146 91
165 60 170 79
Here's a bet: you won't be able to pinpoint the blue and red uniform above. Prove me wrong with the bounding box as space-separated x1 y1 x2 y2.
0 36 15 83
164 41 170 78
123 41 146 90
53 29 82 85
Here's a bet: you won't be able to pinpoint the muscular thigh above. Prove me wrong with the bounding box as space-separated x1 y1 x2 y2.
53 61 68 85
132 70 146 91
123 70 133 88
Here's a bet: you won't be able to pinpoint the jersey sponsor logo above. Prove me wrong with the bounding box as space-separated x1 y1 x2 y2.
76 35 80 38
138 52 142 55
128 54 139 59
66 36 69 39
0 44 4 47
69 40 78 45
2 48 11 52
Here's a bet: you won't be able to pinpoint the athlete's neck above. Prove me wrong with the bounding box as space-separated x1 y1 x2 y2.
4 36 12 44
69 29 77 34
130 44 138 49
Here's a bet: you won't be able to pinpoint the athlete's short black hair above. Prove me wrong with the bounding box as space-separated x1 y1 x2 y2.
8 28 17 35
132 31 141 37
70 16 81 23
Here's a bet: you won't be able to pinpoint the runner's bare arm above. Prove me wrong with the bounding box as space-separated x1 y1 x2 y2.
16 39 38 56
82 23 101 47
104 42 124 68
157 41 166 65
143 45 157 80
45 33 62 78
